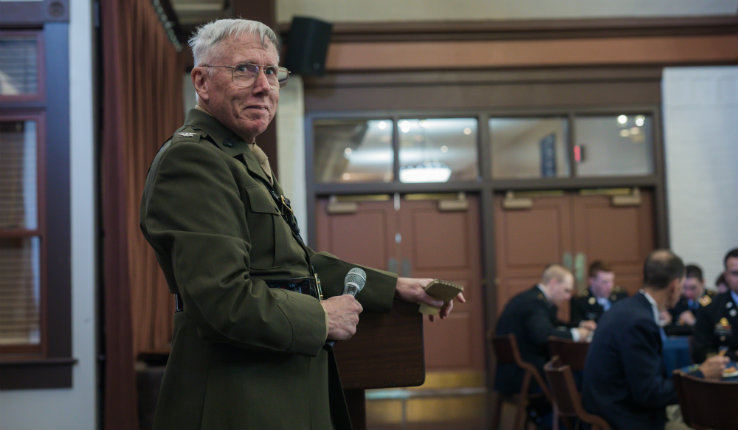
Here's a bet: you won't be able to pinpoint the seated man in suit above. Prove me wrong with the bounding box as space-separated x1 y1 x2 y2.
583 249 728 430
495 264 595 426
692 247 738 362
664 263 711 336
570 260 627 326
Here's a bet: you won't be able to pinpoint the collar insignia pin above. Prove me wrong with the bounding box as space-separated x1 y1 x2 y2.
178 132 196 137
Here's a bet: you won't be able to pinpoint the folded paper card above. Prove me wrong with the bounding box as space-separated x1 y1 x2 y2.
419 279 464 315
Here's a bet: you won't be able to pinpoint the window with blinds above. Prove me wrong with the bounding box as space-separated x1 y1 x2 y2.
0 36 38 96
0 119 42 349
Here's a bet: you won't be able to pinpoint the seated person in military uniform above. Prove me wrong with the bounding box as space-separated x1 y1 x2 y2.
570 260 628 326
664 263 712 336
692 248 738 362
494 265 594 428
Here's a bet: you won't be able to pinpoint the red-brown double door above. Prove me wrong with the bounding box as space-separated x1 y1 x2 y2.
316 194 484 372
493 190 655 321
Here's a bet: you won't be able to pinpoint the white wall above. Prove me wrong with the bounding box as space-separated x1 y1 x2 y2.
0 0 98 429
276 75 308 242
663 66 738 287
277 0 738 23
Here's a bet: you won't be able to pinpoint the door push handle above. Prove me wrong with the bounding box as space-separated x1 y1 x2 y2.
401 259 412 277
574 252 586 288
562 252 573 271
388 258 398 274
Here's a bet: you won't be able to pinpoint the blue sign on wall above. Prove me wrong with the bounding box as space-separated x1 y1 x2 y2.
540 133 557 177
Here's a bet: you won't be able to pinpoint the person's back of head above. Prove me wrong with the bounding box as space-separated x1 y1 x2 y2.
542 264 571 285
541 264 574 306
643 249 684 290
715 273 729 294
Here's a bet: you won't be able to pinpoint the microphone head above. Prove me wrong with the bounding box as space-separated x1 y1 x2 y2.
344 267 367 296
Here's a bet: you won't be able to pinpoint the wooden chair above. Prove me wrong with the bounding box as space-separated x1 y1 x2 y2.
547 337 590 371
672 369 738 430
544 356 611 430
546 337 591 429
489 332 552 429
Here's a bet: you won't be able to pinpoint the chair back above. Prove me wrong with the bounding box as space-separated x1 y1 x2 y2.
673 369 738 430
488 332 554 429
548 337 590 371
544 357 579 417
489 332 552 400
490 332 522 365
544 356 612 430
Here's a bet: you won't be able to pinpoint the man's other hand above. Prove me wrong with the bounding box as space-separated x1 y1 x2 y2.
321 295 363 341
579 320 597 331
395 277 467 322
677 310 696 326
698 355 729 380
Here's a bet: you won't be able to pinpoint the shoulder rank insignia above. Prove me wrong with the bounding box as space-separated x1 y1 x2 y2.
178 131 197 137
699 295 712 307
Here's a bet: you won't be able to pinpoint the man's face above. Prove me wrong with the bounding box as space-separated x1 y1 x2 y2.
589 270 615 299
724 257 738 294
549 274 575 306
192 34 279 142
682 276 704 301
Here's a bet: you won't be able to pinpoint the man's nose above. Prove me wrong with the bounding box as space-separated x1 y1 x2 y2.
252 68 272 92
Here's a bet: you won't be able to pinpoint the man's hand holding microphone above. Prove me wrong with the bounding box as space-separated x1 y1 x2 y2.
321 268 366 343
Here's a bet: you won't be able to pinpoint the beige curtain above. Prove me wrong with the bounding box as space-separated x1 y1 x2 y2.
101 0 184 427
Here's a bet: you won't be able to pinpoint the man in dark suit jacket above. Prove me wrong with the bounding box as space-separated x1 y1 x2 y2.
570 260 628 326
582 250 728 430
495 264 594 396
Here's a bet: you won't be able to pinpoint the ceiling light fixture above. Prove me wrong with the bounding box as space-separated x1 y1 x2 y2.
399 161 452 183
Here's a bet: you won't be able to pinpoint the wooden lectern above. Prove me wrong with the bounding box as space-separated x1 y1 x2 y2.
333 299 426 430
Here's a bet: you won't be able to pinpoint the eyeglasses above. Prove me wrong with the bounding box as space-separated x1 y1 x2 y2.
201 62 290 88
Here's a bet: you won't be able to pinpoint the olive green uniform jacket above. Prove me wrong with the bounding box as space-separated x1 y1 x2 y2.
140 109 398 429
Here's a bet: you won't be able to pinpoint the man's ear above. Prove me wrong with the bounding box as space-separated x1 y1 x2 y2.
667 277 681 297
191 67 209 102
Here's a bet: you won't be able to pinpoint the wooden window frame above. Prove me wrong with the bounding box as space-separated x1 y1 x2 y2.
0 0 73 389
0 111 47 357
0 31 45 102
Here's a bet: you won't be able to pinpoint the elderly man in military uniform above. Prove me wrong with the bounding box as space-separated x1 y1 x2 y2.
570 260 628 326
692 248 738 362
664 264 712 336
140 18 463 430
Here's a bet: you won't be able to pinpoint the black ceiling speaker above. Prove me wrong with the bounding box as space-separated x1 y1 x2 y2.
285 16 333 77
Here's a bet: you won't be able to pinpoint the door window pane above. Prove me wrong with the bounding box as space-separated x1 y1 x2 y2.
399 118 478 183
0 237 41 346
0 120 38 230
0 36 38 95
490 117 570 179
575 114 654 177
313 119 393 183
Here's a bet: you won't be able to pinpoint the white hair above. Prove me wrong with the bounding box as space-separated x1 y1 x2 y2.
188 19 280 66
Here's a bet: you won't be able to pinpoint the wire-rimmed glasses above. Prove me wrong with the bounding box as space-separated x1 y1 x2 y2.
201 62 290 88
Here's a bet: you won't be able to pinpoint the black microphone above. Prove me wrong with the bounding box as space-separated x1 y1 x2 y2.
326 268 366 347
